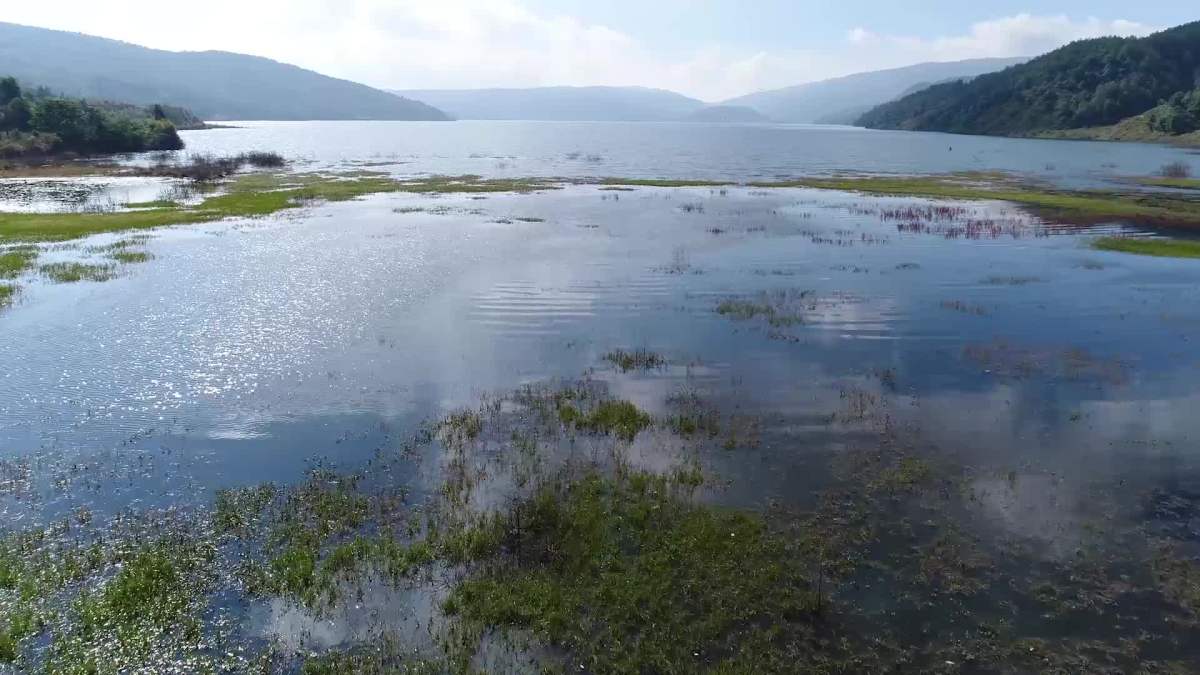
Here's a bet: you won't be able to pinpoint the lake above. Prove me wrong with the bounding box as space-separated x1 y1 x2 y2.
1 121 1199 671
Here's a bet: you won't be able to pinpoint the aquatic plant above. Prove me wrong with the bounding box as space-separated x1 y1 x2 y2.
443 470 823 674
1160 161 1193 179
39 261 116 283
0 247 36 278
602 348 665 372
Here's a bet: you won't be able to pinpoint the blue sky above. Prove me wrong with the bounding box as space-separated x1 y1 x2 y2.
1 1 1192 100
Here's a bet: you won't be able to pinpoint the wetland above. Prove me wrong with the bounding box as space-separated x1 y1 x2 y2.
1 121 1200 673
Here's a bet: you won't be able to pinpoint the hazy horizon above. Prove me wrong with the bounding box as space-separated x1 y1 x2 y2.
0 2 1192 101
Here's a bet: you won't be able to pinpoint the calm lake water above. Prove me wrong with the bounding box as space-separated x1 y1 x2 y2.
2 121 1199 669
178 120 1198 188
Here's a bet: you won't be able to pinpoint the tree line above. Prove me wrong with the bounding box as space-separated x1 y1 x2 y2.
1 76 183 157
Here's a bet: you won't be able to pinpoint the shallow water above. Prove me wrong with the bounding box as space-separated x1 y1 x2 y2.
2 181 1197 519
0 176 179 213
3 122 1200 670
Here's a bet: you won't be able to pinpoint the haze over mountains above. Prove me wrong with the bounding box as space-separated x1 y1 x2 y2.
0 22 448 121
391 86 706 122
396 58 1025 124
724 58 1028 124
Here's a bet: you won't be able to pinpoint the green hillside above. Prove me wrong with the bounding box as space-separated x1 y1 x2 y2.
858 21 1200 136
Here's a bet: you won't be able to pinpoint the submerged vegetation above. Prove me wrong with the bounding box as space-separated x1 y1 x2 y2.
601 348 665 372
775 174 1200 228
445 471 823 673
5 366 1198 671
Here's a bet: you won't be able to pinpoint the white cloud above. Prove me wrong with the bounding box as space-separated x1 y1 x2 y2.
0 4 1161 101
848 14 1157 63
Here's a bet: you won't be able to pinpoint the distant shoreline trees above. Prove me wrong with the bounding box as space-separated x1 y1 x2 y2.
0 76 184 158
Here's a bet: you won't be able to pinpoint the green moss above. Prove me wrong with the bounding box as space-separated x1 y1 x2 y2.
1092 236 1200 259
39 262 117 283
444 471 821 673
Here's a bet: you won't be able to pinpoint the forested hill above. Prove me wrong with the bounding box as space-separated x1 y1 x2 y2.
858 21 1200 136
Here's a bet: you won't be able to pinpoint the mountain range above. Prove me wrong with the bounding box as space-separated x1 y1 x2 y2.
0 22 448 121
390 86 706 122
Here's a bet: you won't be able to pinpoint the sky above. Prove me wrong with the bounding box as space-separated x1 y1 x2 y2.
1 1 1193 101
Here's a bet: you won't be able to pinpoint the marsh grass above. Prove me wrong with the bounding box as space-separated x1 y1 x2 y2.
1093 236 1200 259
0 283 14 308
109 250 153 264
780 175 1200 228
557 399 652 442
395 175 560 194
602 348 665 372
716 290 815 327
39 262 117 283
1160 161 1193 179
0 247 37 279
0 172 404 244
443 470 823 673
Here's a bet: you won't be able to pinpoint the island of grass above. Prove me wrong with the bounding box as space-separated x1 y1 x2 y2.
1092 236 1200 259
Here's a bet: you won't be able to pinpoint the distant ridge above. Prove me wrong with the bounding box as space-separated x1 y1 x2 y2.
723 58 1027 124
0 22 449 121
391 86 706 122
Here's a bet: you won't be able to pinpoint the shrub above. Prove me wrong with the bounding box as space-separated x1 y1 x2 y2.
1160 161 1193 179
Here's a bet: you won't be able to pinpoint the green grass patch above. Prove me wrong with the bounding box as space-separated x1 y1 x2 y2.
0 283 14 308
40 262 117 283
1092 236 1200 258
557 399 652 441
0 172 407 244
444 471 822 673
602 348 665 372
47 539 214 674
109 250 152 264
125 200 178 209
0 247 37 279
1135 177 1200 190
